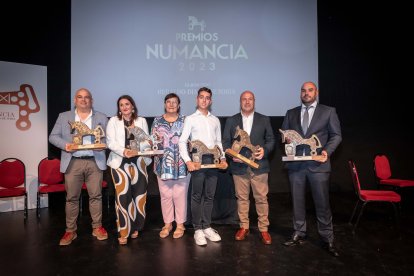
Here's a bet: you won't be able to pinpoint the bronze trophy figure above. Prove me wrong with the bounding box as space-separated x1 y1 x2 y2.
225 126 260 169
279 129 323 161
126 126 164 156
189 140 227 170
67 121 106 150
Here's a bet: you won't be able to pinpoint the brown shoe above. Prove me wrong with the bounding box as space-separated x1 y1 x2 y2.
92 226 108 241
235 228 249 241
159 224 173 238
260 231 272 245
130 231 139 239
118 237 127 245
59 231 77 246
173 224 185 239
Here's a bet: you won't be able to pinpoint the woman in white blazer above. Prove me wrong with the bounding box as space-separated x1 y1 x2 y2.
106 95 152 245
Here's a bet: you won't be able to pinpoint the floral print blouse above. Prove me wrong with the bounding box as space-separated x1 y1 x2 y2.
151 114 187 180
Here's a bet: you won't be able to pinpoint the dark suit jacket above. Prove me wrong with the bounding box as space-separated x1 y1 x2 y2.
223 112 275 175
280 104 342 173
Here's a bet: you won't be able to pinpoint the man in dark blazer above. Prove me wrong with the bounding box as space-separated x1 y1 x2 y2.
281 81 342 257
223 90 275 245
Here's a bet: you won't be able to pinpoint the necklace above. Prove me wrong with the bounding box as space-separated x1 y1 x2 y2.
123 117 133 127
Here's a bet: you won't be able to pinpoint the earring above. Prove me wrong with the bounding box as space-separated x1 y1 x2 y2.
132 110 135 113
119 111 121 115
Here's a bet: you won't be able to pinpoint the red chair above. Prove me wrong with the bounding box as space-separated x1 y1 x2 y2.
348 160 401 234
37 157 65 218
374 154 414 188
0 158 27 222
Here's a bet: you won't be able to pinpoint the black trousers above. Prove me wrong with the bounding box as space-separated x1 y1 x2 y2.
190 169 218 230
288 169 334 243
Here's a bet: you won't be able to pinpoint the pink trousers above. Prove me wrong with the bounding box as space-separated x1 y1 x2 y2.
157 175 190 224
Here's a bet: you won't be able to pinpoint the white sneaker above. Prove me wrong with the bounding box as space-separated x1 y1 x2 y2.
194 230 207 246
203 227 221 242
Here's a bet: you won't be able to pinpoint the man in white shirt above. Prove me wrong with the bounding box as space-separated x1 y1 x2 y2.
179 87 228 246
222 91 275 245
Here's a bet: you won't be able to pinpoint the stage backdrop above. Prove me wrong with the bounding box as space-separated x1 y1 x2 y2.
0 61 48 212
72 0 318 117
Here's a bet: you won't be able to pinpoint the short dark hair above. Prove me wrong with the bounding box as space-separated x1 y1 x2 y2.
197 87 212 96
164 93 181 113
116 95 138 121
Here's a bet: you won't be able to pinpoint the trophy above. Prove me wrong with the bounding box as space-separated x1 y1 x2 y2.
126 126 164 156
67 121 106 150
225 126 260 169
189 140 227 170
279 129 323 161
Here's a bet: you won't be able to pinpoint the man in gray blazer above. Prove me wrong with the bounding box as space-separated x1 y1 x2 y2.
223 91 275 245
281 82 342 257
49 88 108 246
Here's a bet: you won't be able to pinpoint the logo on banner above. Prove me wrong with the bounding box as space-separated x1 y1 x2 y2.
188 16 206 32
149 16 239 96
146 15 248 64
0 84 40 130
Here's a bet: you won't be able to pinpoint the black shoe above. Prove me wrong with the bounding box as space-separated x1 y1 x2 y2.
283 234 306 247
325 242 340 257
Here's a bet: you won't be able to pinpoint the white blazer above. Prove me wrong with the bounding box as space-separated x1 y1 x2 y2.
106 116 150 169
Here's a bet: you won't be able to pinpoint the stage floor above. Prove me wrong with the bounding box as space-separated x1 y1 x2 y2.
1 192 413 275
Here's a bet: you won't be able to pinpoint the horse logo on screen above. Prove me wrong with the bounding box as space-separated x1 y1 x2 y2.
231 126 260 161
188 16 206 32
0 84 40 131
279 129 322 156
189 140 222 164
69 121 105 145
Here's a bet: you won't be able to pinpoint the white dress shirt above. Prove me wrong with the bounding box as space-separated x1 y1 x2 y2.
179 109 225 163
241 111 254 135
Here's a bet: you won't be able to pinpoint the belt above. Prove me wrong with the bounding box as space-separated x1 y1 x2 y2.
72 156 94 159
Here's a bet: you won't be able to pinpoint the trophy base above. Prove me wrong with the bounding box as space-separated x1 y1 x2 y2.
130 149 164 156
225 149 259 169
68 143 107 151
282 155 322 162
194 162 228 170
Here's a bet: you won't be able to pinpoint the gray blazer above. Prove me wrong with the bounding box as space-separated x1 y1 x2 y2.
223 112 276 175
49 110 108 173
280 104 342 173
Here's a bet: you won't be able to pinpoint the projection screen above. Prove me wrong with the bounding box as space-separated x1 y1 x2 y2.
72 0 318 117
